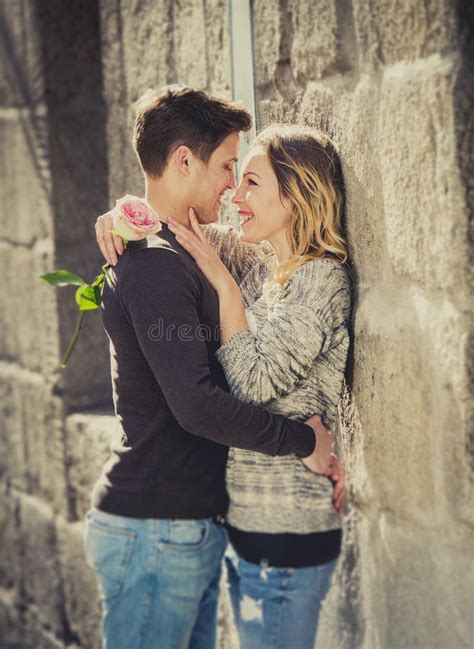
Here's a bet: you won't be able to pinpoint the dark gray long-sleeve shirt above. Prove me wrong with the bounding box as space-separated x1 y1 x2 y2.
92 223 315 519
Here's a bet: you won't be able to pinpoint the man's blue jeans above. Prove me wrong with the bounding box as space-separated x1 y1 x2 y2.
84 508 227 649
225 544 338 649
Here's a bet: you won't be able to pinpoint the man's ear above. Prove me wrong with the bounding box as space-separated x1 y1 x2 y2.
174 145 192 176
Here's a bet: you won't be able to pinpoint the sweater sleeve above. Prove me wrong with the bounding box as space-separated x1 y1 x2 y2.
202 223 274 285
119 247 315 457
215 259 351 406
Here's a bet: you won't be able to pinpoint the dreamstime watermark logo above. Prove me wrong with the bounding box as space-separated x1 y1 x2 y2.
147 318 240 343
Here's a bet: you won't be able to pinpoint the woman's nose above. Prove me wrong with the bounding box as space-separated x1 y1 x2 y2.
231 184 244 204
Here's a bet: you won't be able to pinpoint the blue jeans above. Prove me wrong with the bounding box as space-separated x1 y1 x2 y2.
83 508 227 649
225 544 338 649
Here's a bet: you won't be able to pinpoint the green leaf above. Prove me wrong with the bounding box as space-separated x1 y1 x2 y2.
75 284 102 311
41 270 86 287
91 272 105 288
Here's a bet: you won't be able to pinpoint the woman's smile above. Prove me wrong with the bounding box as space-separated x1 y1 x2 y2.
238 209 255 226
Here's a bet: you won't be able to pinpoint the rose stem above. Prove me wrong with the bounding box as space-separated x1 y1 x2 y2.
61 311 86 367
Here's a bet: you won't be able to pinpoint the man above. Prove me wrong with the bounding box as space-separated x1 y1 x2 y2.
88 85 334 649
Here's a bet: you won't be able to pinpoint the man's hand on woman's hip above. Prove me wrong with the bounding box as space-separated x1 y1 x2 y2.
301 414 334 475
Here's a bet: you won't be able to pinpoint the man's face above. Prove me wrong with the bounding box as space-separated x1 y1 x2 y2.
191 132 239 224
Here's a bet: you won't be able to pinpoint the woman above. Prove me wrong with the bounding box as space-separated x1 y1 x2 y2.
96 125 351 648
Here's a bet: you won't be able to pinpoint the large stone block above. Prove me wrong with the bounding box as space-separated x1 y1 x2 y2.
24 389 68 514
202 0 232 97
252 0 281 88
379 54 469 293
172 0 208 89
408 285 473 527
101 0 173 106
359 514 472 649
0 369 28 490
0 586 24 649
353 0 459 69
100 0 231 203
36 1 103 109
0 0 45 108
22 607 66 649
352 280 472 522
0 365 68 513
288 0 339 82
18 494 64 637
0 595 67 649
0 110 53 246
65 412 119 521
330 75 387 286
45 108 109 249
0 486 22 591
0 243 60 376
56 518 101 649
352 287 438 517
38 110 113 413
253 0 353 94
99 1 142 201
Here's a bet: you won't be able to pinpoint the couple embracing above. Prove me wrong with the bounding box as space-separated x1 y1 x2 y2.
85 85 352 649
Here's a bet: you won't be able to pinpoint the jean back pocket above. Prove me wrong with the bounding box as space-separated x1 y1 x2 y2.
84 512 136 600
162 519 210 550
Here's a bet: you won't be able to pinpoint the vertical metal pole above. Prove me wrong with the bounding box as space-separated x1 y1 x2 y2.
229 0 257 176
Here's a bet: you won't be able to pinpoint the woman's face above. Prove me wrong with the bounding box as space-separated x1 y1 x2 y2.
231 146 292 244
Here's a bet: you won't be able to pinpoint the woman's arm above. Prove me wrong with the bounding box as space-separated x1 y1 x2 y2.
168 213 251 343
216 260 351 406
168 213 351 406
94 201 273 284
201 222 274 285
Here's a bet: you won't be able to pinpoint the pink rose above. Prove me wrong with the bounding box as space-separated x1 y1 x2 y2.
110 194 162 241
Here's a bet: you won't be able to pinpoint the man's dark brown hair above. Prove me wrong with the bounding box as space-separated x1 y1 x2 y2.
133 85 252 178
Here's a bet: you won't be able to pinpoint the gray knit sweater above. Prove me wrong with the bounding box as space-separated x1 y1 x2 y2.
202 223 351 534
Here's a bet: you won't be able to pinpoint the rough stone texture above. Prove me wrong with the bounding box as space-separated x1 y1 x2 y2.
56 518 101 649
289 0 340 82
65 413 121 520
0 485 22 592
253 0 281 88
1 1 473 648
254 3 473 649
99 0 232 204
0 364 68 513
0 110 52 247
36 0 112 412
17 494 65 637
379 54 468 292
353 0 459 69
1 1 109 646
0 242 60 376
0 0 45 109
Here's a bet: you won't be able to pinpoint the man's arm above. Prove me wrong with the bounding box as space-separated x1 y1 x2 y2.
120 247 315 458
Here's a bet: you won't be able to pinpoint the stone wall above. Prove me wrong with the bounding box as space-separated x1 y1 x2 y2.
1 1 472 648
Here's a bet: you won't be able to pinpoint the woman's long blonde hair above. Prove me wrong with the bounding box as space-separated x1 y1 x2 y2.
255 125 348 288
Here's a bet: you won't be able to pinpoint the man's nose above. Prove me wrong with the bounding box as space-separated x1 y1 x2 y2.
227 168 237 190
